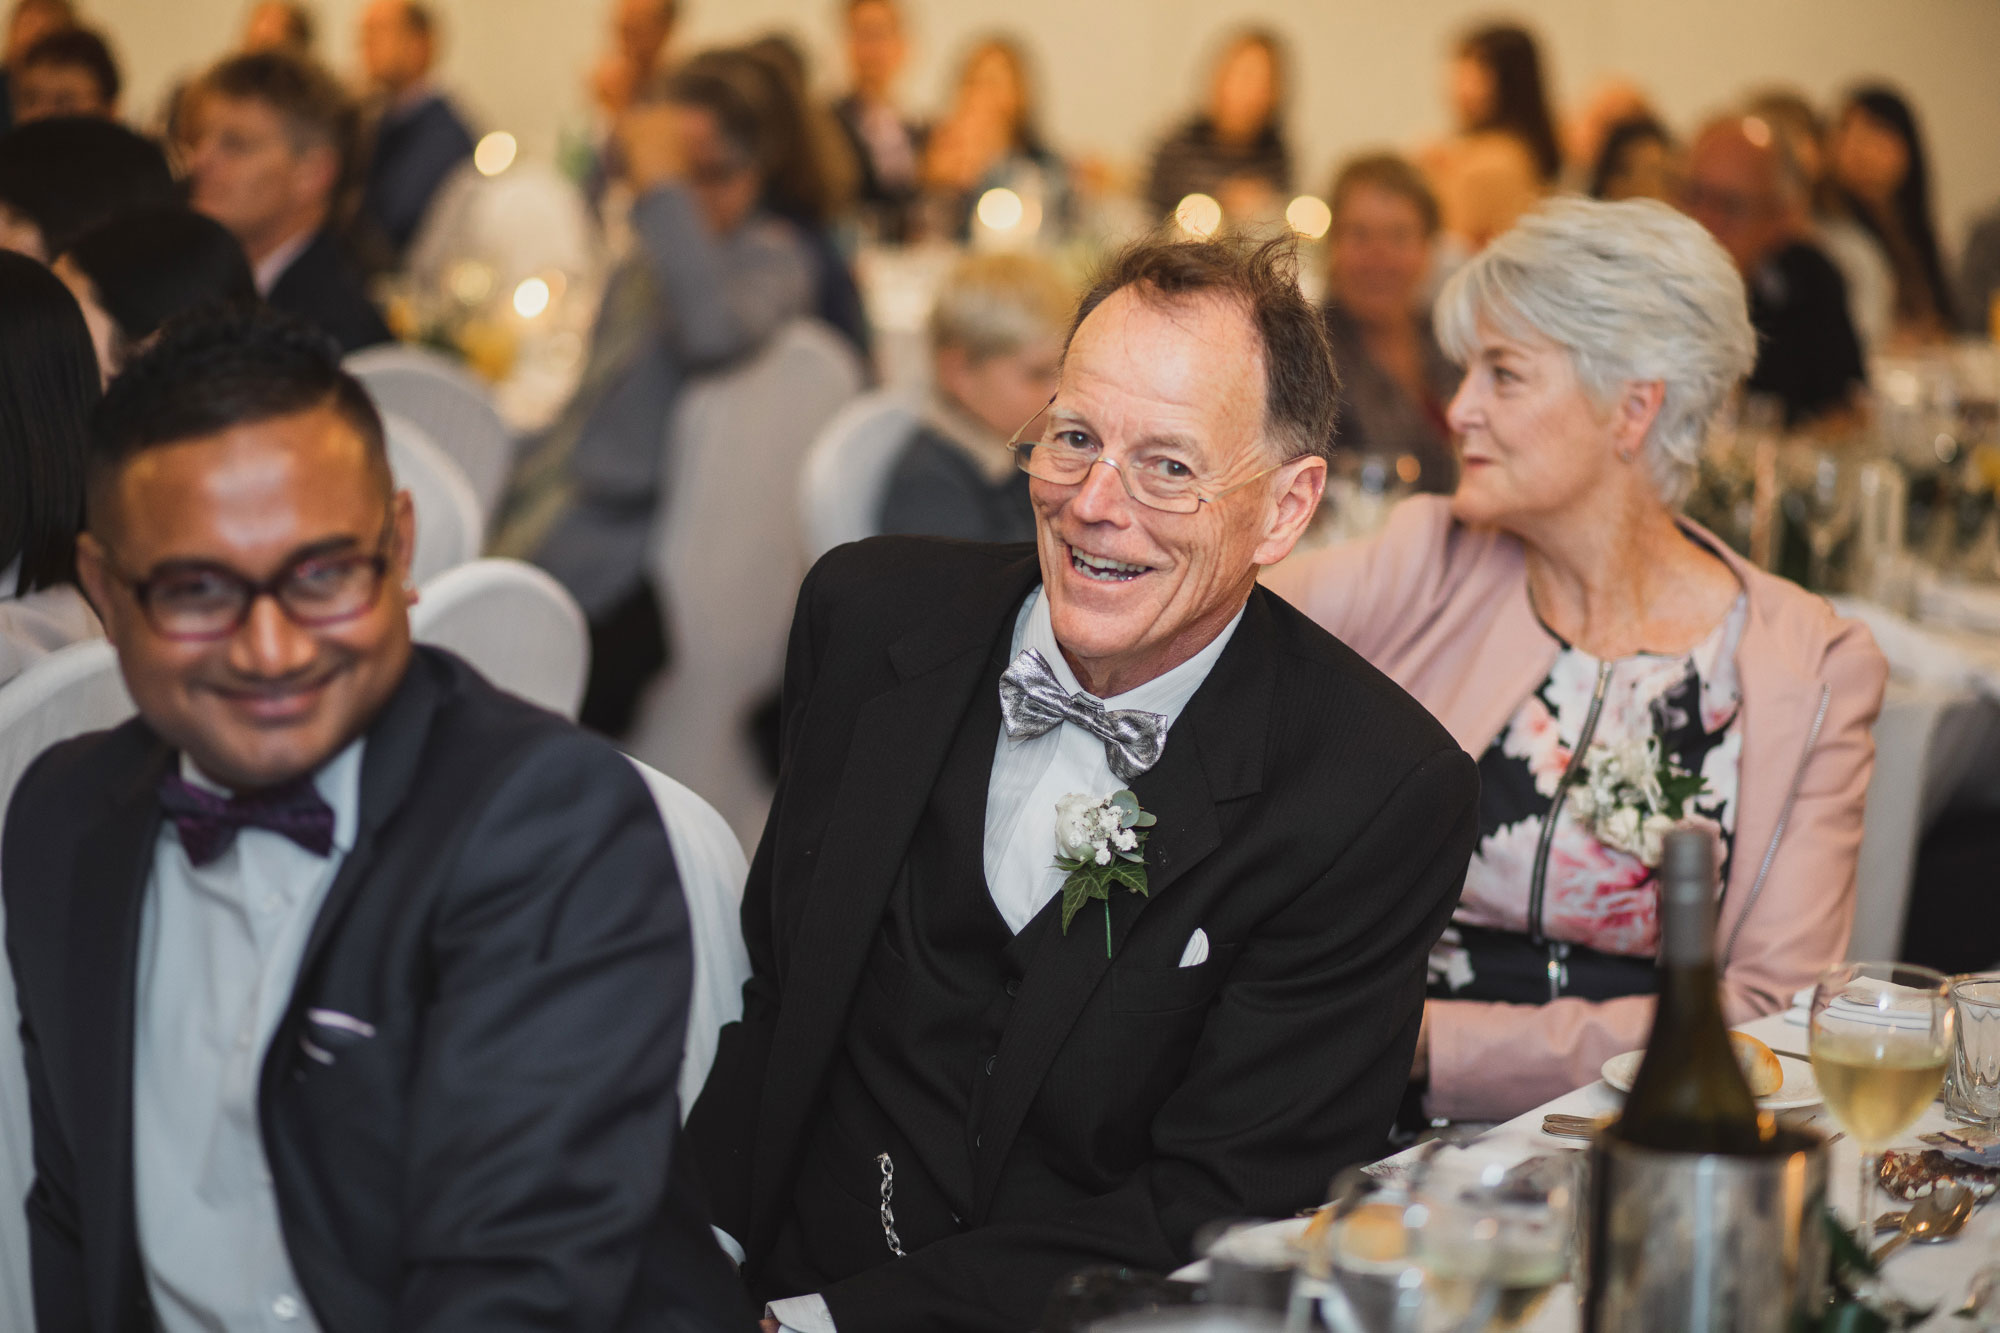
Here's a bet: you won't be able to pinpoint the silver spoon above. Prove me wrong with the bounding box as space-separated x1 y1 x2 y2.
1867 1184 1975 1266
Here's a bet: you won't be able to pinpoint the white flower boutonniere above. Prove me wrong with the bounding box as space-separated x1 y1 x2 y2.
1567 733 1708 867
1052 790 1156 955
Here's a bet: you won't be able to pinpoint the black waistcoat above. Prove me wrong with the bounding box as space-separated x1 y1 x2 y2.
761 648 1059 1297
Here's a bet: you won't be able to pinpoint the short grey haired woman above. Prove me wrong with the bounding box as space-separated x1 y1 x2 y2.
1268 197 1887 1122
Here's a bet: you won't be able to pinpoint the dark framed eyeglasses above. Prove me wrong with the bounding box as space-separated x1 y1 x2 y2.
1008 397 1298 515
107 521 397 643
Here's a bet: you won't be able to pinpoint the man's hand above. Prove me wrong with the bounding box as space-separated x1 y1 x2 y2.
761 1320 781 1333
617 102 687 192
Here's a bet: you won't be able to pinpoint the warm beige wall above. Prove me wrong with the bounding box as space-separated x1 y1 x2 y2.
95 0 2000 247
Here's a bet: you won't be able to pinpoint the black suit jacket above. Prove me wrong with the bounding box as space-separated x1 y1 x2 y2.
268 227 393 354
4 647 752 1333
362 93 477 255
686 540 1479 1331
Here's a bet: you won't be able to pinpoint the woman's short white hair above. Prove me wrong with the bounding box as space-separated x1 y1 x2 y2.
1434 197 1756 507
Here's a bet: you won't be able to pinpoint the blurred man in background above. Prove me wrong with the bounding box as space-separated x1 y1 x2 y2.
355 0 473 259
9 24 116 124
832 0 923 243
186 51 390 351
0 0 72 134
241 0 316 55
1682 114 1864 429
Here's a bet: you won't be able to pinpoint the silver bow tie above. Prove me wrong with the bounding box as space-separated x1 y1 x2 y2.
997 648 1168 783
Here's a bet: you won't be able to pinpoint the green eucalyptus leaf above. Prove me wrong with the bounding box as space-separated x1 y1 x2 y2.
1134 812 1157 827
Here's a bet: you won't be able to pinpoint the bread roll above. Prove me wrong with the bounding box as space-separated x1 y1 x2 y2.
1730 1031 1785 1098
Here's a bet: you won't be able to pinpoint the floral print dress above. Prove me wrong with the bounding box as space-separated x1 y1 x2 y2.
1430 596 1748 1005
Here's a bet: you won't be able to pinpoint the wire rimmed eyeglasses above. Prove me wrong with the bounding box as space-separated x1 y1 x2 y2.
1008 398 1300 515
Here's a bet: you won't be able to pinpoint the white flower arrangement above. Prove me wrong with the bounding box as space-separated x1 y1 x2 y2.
1052 790 1156 951
1566 733 1707 867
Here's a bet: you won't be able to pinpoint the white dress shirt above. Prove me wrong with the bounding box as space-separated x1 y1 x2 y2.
133 740 364 1333
766 587 1243 1333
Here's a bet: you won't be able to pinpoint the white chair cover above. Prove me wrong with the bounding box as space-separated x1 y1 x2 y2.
385 412 485 588
347 345 518 519
797 389 922 562
624 758 751 1120
411 558 589 720
629 319 865 844
0 639 136 1333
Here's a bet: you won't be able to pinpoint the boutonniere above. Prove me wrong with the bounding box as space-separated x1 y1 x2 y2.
1567 733 1709 867
1053 789 1156 955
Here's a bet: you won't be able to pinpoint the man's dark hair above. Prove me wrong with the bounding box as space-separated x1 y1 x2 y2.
19 25 118 104
0 251 97 590
61 206 257 360
201 49 355 159
1068 234 1341 463
88 304 388 532
0 116 173 258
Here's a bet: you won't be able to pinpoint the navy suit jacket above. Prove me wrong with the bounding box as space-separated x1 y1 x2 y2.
267 228 392 354
362 92 476 255
4 647 752 1332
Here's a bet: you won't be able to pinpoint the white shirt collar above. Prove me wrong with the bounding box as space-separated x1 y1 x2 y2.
1011 584 1246 730
180 737 366 855
252 227 316 296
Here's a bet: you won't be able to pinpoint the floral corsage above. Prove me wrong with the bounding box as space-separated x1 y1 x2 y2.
1053 790 1156 954
1567 733 1709 867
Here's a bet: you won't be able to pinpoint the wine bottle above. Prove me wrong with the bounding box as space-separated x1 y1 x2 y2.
1613 827 1773 1153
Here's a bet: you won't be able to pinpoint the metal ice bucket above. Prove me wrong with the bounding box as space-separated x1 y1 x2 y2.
1582 1127 1830 1332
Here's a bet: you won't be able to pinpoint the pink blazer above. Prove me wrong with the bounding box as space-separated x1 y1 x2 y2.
1264 496 1889 1120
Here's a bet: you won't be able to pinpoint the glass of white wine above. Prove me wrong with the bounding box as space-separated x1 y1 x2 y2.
1809 961 1955 1238
1412 1149 1573 1333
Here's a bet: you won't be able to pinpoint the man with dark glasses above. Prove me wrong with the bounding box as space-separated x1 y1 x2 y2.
3 307 749 1332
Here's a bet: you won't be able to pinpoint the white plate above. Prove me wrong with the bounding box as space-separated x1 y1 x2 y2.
1599 1049 1822 1110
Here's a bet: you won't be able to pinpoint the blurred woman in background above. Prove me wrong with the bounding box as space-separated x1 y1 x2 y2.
1320 153 1459 493
1832 84 1955 346
921 35 1068 240
54 205 255 381
1586 115 1679 204
1144 27 1292 227
0 251 102 683
1745 89 1895 353
1423 22 1558 250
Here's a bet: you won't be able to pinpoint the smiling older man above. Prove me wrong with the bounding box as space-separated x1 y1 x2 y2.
687 237 1480 1333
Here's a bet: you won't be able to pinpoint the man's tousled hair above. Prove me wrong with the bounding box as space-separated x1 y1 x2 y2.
1068 234 1340 463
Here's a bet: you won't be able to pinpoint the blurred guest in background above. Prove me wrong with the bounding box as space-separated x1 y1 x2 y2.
355 0 474 260
1682 115 1864 429
742 33 868 356
1423 22 1558 251
1959 199 2000 339
0 0 71 135
922 35 1069 240
0 116 174 261
832 0 925 244
55 206 257 380
0 251 101 684
186 51 390 353
876 250 1069 542
1831 84 1956 346
9 24 116 124
494 45 815 738
1587 116 1679 204
591 0 676 124
1268 198 1887 1124
1320 152 1458 493
1747 89 1895 354
1562 75 1652 186
241 0 316 56
1144 27 1292 226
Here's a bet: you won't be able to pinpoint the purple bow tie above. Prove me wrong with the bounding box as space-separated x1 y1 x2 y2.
158 772 336 867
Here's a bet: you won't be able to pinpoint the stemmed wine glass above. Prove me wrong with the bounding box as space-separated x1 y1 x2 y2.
1808 962 1955 1239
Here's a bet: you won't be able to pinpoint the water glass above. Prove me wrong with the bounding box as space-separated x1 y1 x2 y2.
1945 974 2000 1126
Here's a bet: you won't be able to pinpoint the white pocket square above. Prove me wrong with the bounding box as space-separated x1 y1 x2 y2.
1178 928 1210 968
